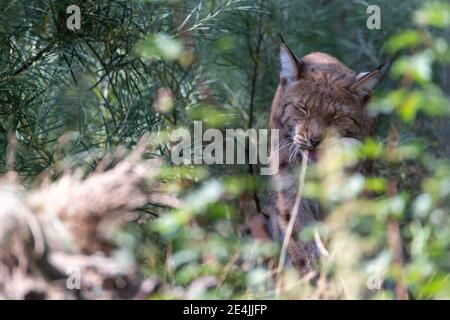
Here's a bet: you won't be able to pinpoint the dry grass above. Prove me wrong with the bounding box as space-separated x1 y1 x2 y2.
0 141 174 299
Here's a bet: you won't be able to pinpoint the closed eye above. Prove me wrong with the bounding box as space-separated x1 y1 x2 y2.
284 103 308 118
298 106 308 117
334 115 360 127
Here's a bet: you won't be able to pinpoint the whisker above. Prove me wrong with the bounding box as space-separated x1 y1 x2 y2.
290 144 301 163
289 144 297 163
295 144 301 157
287 145 293 162
277 137 292 149
278 137 291 145
279 141 293 152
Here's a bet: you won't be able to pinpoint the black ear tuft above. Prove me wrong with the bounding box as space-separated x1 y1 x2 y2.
279 36 304 84
350 69 381 99
278 33 287 45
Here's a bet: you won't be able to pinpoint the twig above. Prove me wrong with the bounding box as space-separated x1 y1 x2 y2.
386 119 409 300
275 151 309 297
13 44 55 76
246 10 264 213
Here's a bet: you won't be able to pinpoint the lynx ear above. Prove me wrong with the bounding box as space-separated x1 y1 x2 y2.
350 67 382 98
279 37 304 84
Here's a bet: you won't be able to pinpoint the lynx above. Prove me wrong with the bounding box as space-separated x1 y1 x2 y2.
268 37 381 275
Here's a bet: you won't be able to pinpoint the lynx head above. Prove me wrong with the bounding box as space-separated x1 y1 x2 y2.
270 38 381 162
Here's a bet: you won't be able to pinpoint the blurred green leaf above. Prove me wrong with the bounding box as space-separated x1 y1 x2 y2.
136 34 184 61
414 2 450 28
391 51 433 84
386 30 422 53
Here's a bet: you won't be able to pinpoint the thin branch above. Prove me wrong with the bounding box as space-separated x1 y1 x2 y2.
12 43 55 76
276 151 309 297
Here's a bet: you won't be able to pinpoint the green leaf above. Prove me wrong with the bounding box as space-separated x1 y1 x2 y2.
391 51 433 84
414 2 450 28
386 30 422 53
136 34 184 61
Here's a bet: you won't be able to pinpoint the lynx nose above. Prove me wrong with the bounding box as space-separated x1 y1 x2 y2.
310 137 321 148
